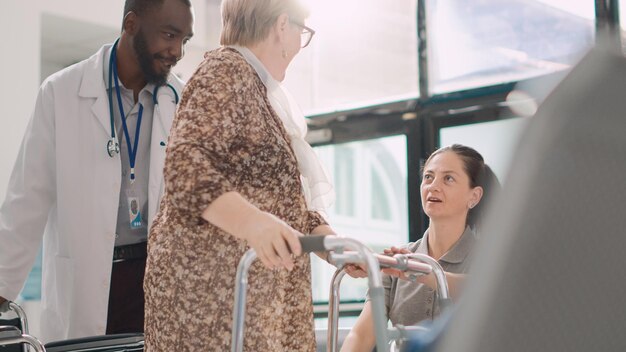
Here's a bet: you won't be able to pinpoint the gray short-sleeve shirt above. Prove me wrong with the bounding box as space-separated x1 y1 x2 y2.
368 226 476 326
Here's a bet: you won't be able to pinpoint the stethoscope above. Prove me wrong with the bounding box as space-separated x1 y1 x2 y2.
106 38 179 159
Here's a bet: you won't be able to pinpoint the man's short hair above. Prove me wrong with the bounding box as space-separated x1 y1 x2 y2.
123 0 192 24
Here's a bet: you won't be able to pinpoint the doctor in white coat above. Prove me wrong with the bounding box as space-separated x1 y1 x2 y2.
0 0 194 343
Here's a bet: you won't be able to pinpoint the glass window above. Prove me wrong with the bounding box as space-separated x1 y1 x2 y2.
284 0 419 115
439 117 530 181
334 145 356 217
427 0 595 95
311 135 409 304
371 168 392 221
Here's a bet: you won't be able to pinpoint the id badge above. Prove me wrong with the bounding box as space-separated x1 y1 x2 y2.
126 191 144 230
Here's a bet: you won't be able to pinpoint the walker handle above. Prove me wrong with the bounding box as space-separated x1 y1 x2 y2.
299 235 327 253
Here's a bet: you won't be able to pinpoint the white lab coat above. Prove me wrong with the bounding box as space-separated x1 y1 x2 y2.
0 44 182 343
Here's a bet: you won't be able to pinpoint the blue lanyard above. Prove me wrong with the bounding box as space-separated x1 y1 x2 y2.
109 40 143 183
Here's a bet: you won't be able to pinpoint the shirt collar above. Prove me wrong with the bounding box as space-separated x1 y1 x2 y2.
227 45 275 88
415 226 476 264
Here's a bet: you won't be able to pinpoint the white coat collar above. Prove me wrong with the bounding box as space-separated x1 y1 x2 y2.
79 44 110 99
76 43 184 138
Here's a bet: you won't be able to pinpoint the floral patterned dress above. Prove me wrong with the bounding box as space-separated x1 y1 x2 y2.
143 47 326 351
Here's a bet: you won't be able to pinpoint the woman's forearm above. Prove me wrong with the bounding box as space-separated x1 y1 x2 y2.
341 302 377 352
417 272 466 301
443 272 465 301
201 191 260 240
311 224 336 262
201 191 305 269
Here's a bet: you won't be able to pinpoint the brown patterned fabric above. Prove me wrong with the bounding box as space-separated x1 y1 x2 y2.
143 47 326 351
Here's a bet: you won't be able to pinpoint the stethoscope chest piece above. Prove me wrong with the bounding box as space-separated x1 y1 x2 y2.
107 138 120 157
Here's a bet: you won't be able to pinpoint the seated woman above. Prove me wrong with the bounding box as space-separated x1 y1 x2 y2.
341 144 500 352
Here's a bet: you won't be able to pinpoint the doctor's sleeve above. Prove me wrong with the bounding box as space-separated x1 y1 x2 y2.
0 81 57 301
162 59 244 219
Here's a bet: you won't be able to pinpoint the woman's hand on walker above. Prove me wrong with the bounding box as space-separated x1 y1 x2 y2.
239 211 302 271
344 263 368 278
381 246 412 280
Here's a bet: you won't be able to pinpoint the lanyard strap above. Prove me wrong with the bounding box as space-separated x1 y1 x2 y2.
110 42 143 183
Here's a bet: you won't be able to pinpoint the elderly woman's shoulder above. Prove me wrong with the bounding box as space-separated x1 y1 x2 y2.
197 47 253 76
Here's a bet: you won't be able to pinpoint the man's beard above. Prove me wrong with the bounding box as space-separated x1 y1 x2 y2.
133 29 170 87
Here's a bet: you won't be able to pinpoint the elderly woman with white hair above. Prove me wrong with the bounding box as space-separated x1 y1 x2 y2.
143 0 335 350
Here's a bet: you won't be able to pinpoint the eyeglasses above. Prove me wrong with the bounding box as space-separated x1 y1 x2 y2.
291 21 316 48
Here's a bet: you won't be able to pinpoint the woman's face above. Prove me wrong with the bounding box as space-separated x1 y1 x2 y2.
420 151 482 222
283 18 304 66
267 14 304 81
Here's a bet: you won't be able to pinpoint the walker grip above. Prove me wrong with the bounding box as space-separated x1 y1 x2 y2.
299 235 327 253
